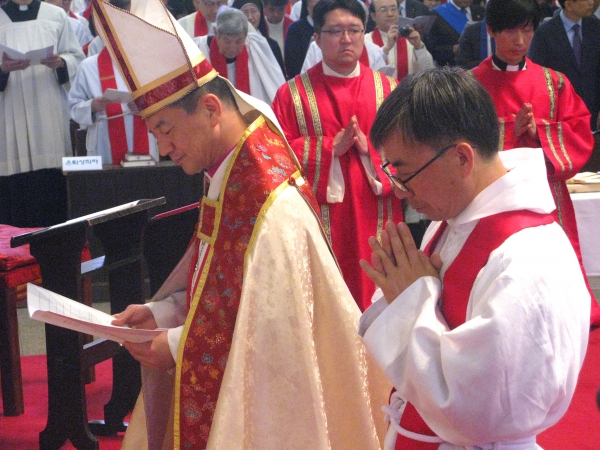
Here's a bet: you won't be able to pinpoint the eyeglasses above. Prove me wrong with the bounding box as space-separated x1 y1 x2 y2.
381 144 456 192
376 6 398 13
320 28 365 38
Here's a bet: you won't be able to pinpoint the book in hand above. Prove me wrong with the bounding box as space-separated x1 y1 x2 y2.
27 283 165 344
120 154 157 167
0 44 53 65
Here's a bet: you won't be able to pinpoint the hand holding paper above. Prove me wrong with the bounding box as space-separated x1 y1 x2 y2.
27 283 164 344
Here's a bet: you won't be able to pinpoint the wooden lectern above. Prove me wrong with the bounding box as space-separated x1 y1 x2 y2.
11 198 165 450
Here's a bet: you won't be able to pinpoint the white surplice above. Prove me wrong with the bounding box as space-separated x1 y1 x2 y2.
359 148 590 448
194 33 285 104
0 3 84 176
68 54 158 164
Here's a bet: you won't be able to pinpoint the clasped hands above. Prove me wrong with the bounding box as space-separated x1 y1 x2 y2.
333 115 368 157
112 304 175 370
513 103 538 140
360 221 442 304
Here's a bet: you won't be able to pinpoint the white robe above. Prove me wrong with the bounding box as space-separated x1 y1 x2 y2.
122 116 391 450
86 35 104 56
194 33 285 104
68 54 158 164
0 3 84 176
67 14 92 48
177 11 214 38
301 39 387 73
359 148 590 449
365 29 435 79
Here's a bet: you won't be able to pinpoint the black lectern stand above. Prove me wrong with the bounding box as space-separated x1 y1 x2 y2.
11 198 165 450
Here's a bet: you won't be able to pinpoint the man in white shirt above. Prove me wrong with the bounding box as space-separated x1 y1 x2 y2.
359 67 590 449
262 0 292 54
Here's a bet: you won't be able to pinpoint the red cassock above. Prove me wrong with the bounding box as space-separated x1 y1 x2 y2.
472 56 600 325
272 62 403 311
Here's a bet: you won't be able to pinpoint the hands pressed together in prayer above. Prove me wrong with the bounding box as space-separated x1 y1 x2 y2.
333 115 369 156
513 103 538 140
112 304 176 371
360 221 442 304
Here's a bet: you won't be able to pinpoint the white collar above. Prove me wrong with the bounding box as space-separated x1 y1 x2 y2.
322 60 360 77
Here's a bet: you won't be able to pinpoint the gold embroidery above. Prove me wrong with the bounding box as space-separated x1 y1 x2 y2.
388 76 398 91
543 68 556 121
300 73 323 135
376 197 384 241
313 137 323 195
542 119 565 173
556 122 573 174
288 79 308 136
373 71 384 109
551 180 564 228
387 196 393 224
321 204 332 245
302 137 310 176
498 118 505 150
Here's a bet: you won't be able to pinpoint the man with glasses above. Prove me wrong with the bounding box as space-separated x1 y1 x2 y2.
178 0 226 37
359 67 590 449
366 0 432 79
273 0 403 312
472 0 600 325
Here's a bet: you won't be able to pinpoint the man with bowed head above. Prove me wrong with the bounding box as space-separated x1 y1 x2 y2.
89 0 389 449
273 0 403 312
358 67 590 449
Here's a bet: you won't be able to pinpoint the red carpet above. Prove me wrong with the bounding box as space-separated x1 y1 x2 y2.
0 357 125 450
2 330 600 449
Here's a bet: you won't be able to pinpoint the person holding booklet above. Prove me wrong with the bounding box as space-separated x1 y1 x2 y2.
68 0 158 165
1 0 84 227
90 0 390 449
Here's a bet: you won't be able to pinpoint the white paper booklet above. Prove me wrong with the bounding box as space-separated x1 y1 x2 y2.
27 283 164 344
0 44 54 65
102 88 134 104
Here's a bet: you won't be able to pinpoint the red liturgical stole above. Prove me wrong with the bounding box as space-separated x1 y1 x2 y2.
209 37 250 95
395 210 555 449
98 47 149 164
371 28 409 79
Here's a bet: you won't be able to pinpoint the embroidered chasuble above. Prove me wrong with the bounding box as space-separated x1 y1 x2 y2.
394 210 556 449
137 116 391 450
272 63 403 311
472 56 599 325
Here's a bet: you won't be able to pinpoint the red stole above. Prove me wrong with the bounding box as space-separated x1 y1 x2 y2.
177 118 313 449
98 48 149 164
69 10 77 19
82 5 91 20
371 28 409 79
209 37 250 95
194 10 209 36
394 210 555 449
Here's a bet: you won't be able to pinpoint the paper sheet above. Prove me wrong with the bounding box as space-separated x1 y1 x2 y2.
27 283 164 344
0 44 54 65
102 88 134 104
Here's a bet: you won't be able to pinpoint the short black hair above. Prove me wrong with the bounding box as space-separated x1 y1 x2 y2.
486 0 540 33
313 0 366 34
262 0 289 7
370 67 500 160
170 76 238 114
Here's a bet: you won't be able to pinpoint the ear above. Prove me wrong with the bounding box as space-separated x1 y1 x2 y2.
486 24 494 38
314 32 321 49
454 142 475 179
200 93 223 127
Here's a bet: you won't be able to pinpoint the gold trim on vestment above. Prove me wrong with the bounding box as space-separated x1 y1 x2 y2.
374 71 384 109
289 79 308 136
388 76 398 91
134 54 207 98
551 180 564 228
302 137 310 176
543 68 556 121
173 114 266 449
321 204 332 246
376 197 384 241
387 196 393 225
498 118 505 150
556 122 572 174
299 74 324 194
542 119 565 174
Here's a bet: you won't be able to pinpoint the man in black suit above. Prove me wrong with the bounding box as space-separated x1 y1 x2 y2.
529 0 600 130
366 0 428 33
424 0 485 66
456 19 494 69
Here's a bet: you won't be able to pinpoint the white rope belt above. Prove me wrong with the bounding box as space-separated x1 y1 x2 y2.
382 391 444 444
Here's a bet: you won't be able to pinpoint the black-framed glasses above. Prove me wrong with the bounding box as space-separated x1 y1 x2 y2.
320 28 365 39
381 144 456 192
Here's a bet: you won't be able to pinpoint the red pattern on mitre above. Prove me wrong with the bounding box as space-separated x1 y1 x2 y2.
91 0 218 118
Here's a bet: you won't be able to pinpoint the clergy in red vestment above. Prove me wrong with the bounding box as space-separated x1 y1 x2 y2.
91 0 391 449
177 0 225 37
471 0 600 326
272 0 404 312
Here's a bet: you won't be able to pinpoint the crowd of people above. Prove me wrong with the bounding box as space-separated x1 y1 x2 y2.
2 0 600 447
